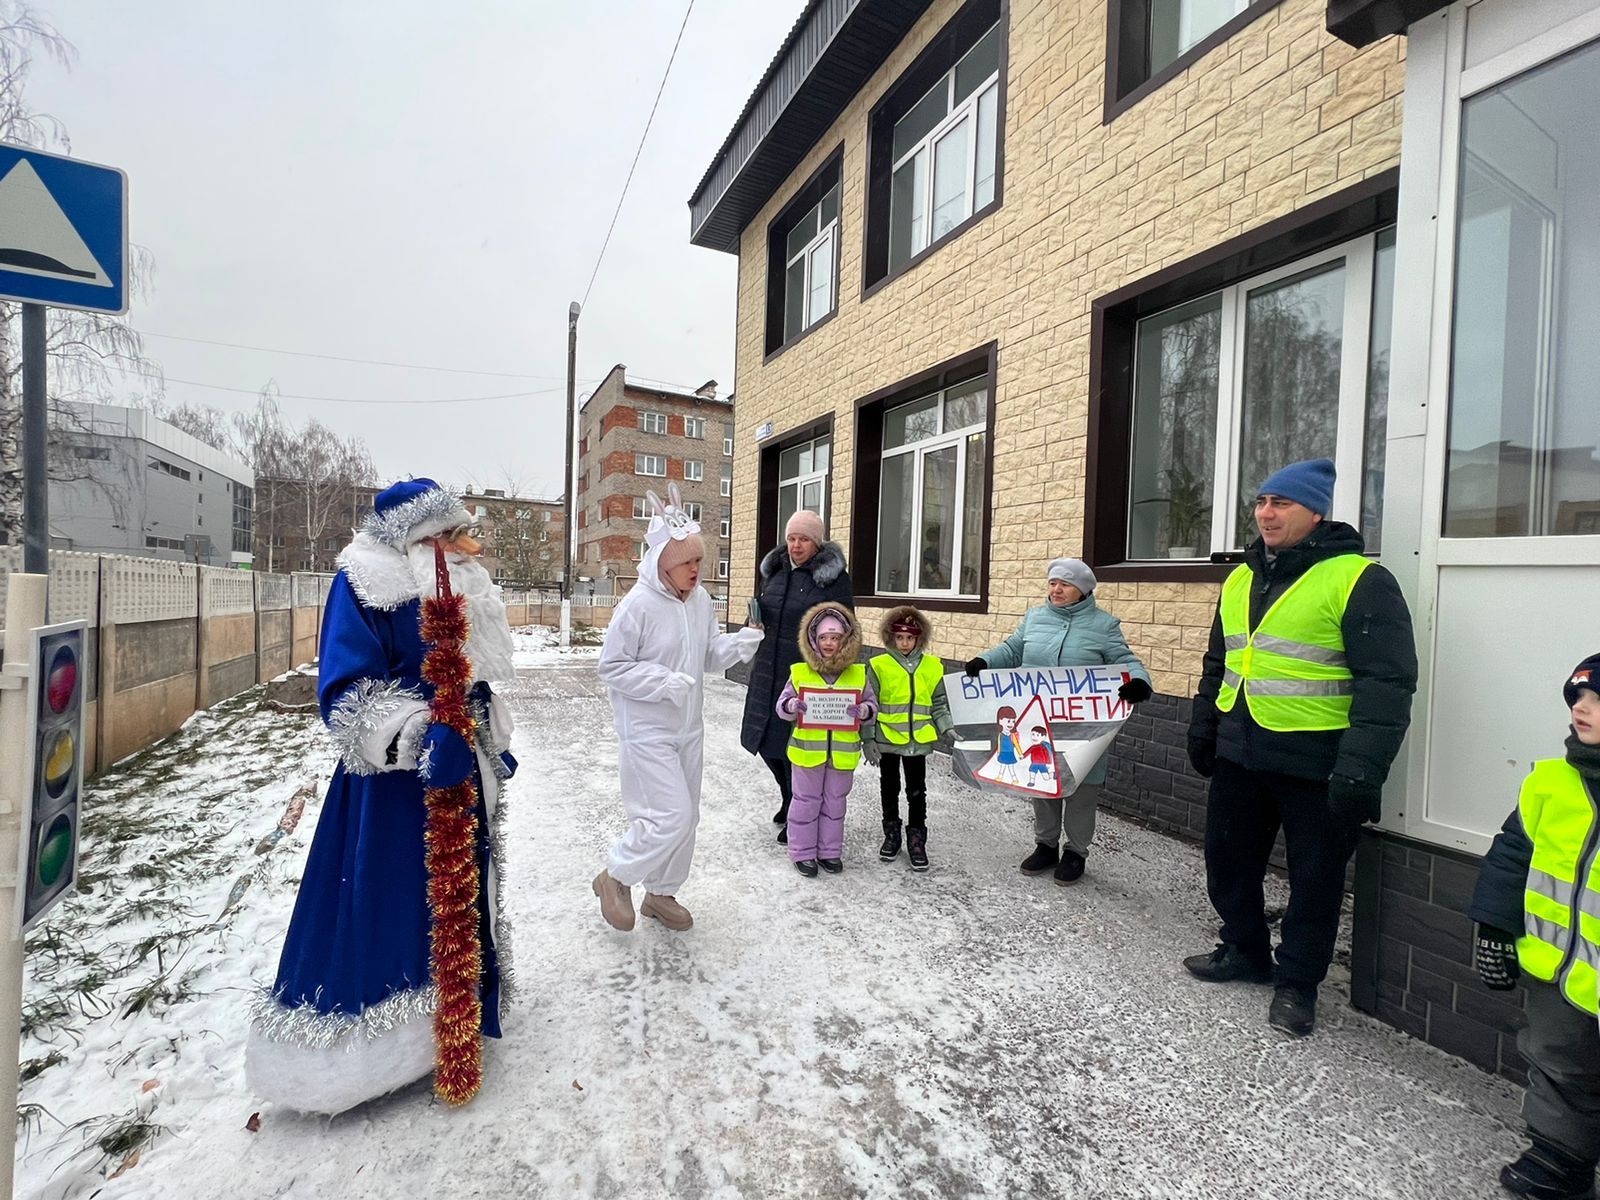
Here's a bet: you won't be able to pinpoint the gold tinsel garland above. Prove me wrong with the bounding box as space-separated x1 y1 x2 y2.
420 542 484 1105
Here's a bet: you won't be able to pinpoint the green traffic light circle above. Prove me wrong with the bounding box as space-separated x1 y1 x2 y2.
36 814 71 888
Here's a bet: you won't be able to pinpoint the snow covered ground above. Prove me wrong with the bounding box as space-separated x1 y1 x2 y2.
16 626 1527 1199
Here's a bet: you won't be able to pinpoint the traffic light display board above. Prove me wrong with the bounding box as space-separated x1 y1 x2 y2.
19 621 85 932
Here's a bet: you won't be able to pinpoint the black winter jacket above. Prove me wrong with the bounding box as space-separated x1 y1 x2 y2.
740 542 854 759
1188 520 1418 783
1468 808 1534 935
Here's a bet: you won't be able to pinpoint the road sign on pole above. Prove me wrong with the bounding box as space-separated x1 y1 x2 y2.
15 620 84 932
0 143 127 314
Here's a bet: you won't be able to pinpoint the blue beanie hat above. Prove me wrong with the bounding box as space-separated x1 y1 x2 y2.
1257 458 1335 516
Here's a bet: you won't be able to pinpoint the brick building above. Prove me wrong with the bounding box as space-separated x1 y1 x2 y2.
692 0 1600 1075
253 479 379 574
576 366 735 602
460 486 566 589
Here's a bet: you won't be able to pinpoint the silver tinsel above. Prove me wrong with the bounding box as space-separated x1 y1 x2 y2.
363 486 470 549
249 984 437 1050
327 678 427 776
471 690 516 1002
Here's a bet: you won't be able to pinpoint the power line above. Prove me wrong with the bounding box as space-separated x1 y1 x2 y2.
581 0 695 310
142 330 561 380
159 374 572 406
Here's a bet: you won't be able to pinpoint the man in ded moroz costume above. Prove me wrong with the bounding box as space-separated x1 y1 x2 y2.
593 484 763 932
246 478 518 1114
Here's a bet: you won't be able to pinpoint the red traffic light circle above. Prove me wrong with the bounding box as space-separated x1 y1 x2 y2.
45 645 77 715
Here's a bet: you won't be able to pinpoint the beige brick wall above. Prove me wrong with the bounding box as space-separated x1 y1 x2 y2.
726 0 1404 699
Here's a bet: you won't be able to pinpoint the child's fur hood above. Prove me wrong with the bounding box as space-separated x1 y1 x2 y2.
798 601 862 676
879 605 933 654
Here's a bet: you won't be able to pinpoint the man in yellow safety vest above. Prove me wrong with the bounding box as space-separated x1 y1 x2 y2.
1182 458 1417 1037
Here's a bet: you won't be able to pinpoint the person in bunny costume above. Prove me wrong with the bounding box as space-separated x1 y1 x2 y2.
592 484 764 933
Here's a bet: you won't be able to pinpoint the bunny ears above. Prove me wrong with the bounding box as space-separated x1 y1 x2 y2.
645 483 701 550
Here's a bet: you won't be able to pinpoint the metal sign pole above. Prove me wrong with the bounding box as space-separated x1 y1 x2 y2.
20 304 47 578
0 573 47 1200
560 301 579 649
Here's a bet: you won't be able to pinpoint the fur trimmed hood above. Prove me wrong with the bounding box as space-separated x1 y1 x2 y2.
797 602 861 677
879 605 933 653
759 541 847 587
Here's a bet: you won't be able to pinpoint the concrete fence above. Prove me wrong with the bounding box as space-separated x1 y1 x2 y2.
0 550 619 775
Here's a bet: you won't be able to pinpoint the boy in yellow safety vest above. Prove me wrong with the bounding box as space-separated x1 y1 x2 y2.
1470 653 1600 1200
775 603 877 878
863 606 953 872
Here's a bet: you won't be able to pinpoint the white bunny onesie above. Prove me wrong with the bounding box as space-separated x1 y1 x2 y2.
599 488 762 895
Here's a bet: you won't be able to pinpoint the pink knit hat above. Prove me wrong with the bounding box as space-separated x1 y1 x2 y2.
785 509 825 547
658 531 705 575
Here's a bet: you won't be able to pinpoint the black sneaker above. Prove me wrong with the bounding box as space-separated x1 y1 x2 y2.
818 858 843 874
906 826 929 872
1500 1139 1598 1199
879 819 903 862
1019 844 1059 875
1182 943 1273 984
1268 984 1317 1038
794 859 818 878
777 826 788 845
1054 849 1086 885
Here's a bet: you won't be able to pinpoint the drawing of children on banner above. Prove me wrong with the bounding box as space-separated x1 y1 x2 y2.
947 664 1134 799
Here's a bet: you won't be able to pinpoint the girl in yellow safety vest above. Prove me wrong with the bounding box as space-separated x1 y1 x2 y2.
774 603 877 879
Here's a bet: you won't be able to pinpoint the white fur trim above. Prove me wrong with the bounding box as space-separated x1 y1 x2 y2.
363 486 471 549
245 1001 436 1115
337 534 422 611
327 679 431 775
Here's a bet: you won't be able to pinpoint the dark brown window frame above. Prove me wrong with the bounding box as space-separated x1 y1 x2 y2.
1103 0 1288 125
849 341 998 614
860 0 1009 302
754 414 837 590
764 145 846 363
1084 169 1399 583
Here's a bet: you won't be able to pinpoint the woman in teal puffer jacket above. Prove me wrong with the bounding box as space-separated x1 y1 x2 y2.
965 557 1151 885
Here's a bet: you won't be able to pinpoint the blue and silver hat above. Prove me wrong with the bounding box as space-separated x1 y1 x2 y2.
363 477 471 549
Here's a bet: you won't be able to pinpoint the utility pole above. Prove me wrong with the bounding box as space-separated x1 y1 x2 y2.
21 303 47 576
560 300 580 648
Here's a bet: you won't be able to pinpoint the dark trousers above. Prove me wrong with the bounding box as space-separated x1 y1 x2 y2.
1203 757 1362 989
762 754 792 811
879 754 927 827
1521 980 1600 1163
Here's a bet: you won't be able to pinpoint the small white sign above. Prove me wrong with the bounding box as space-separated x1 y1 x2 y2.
755 421 775 442
797 687 860 731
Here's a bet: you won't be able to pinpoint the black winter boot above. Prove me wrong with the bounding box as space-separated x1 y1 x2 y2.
1182 942 1273 984
1054 849 1086 885
906 826 929 872
879 819 903 862
1019 843 1059 875
818 858 843 874
1500 1139 1598 1199
772 804 789 825
794 859 818 878
777 825 788 845
1268 983 1317 1037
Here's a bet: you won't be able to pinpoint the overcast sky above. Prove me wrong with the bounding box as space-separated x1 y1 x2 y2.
29 0 798 498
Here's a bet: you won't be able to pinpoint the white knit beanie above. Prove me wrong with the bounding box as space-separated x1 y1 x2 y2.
1047 557 1096 594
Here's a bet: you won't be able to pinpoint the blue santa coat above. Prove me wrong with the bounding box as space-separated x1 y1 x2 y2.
270 572 502 1037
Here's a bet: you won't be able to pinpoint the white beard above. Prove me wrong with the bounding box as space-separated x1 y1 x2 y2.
407 544 517 684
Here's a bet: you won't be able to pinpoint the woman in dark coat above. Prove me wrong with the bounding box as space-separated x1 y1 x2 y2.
742 510 853 839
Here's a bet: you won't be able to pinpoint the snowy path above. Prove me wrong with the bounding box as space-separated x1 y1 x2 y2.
17 630 1525 1198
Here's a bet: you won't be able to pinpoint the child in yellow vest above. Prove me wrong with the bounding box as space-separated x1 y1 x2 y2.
774 604 876 878
863 606 953 872
1470 653 1600 1200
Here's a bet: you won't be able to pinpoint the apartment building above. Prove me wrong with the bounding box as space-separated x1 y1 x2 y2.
692 0 1600 1074
576 365 735 602
460 486 566 589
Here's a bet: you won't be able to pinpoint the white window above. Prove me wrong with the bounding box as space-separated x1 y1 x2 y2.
685 416 705 439
636 454 666 477
635 540 648 561
639 411 668 434
684 502 703 522
783 183 840 343
1125 229 1396 560
632 497 651 520
720 516 731 539
889 24 1000 271
720 462 733 498
685 459 705 482
876 380 987 597
718 559 729 580
724 434 734 456
542 510 552 522
778 436 829 532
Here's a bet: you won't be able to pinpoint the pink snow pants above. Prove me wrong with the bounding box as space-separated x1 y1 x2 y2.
788 762 853 862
